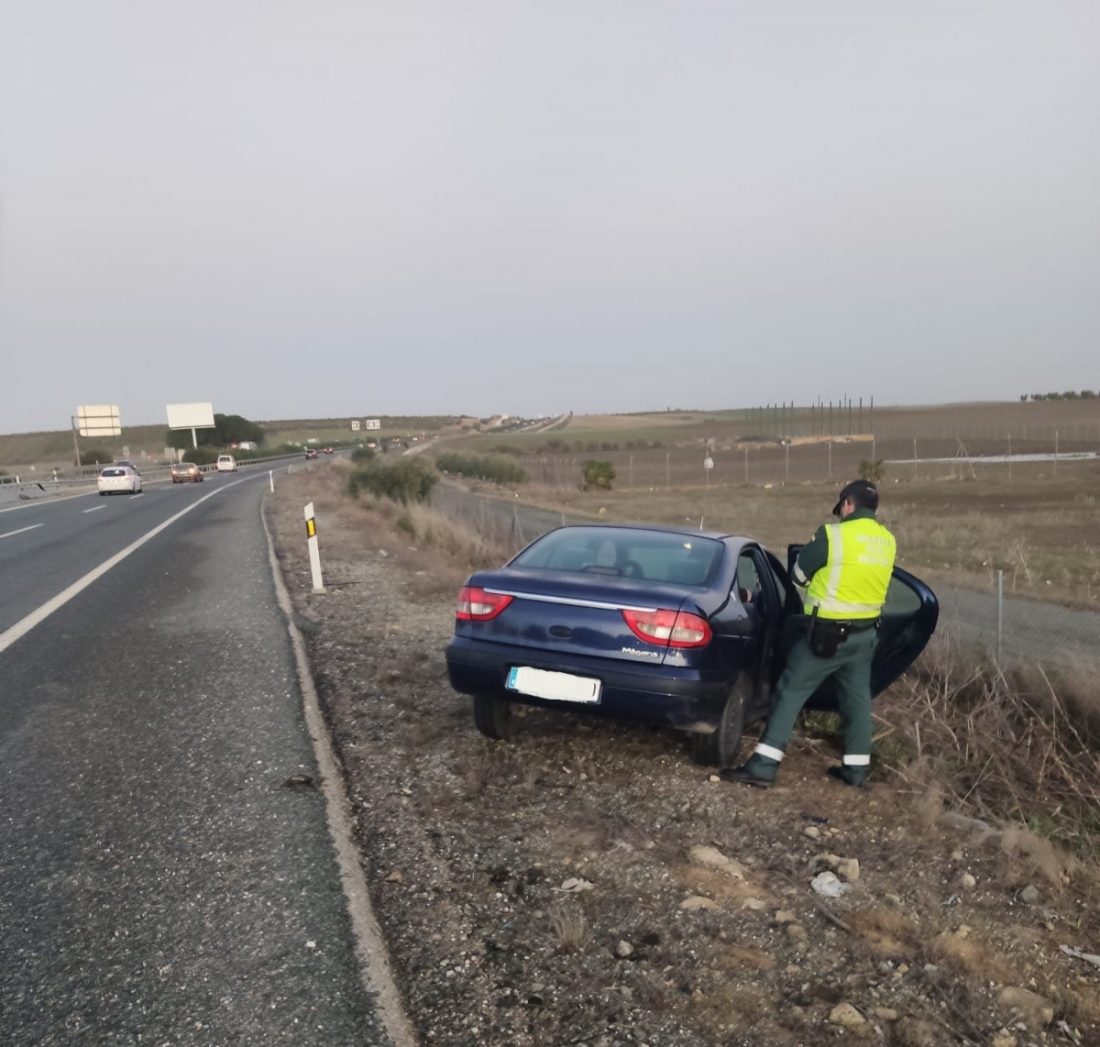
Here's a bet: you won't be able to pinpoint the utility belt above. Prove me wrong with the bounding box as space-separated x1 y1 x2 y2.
806 612 880 659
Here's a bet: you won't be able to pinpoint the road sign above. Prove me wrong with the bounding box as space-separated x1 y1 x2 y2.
350 420 361 432
76 405 121 437
364 418 381 431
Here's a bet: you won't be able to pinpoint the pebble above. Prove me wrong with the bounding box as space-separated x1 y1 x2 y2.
786 924 808 942
707 774 720 783
835 858 860 882
774 909 797 925
680 895 719 911
615 940 634 958
1019 884 1040 904
803 826 821 839
827 1002 866 1028
740 897 767 911
959 872 977 889
996 986 1054 1027
873 1007 898 1021
990 1034 1017 1047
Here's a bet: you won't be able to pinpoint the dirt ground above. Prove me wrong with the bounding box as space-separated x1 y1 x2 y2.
268 466 1100 1047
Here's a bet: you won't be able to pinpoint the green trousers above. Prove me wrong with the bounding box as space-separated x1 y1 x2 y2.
756 627 876 767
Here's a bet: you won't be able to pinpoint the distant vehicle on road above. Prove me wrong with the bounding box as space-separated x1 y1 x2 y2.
97 466 143 496
215 455 237 473
304 449 318 460
323 447 334 454
113 460 141 475
170 462 203 483
445 524 938 766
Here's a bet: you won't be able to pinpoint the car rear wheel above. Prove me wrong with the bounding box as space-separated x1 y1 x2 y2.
691 677 749 768
473 694 514 740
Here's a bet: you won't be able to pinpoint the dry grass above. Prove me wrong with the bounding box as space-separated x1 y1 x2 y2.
882 639 1100 863
548 906 590 953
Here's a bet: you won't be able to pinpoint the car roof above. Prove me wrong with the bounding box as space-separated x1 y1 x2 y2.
548 522 755 545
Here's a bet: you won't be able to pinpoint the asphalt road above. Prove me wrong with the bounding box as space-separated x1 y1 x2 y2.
0 470 388 1045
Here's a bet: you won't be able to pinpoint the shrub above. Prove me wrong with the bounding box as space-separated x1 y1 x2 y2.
347 457 437 503
187 447 219 465
859 458 886 482
79 448 112 465
351 445 376 463
435 452 527 485
582 459 615 490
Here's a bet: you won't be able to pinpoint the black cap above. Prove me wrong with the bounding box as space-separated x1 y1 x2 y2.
832 479 879 517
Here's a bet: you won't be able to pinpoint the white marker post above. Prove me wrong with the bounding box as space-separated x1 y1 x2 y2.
269 470 274 493
304 502 325 593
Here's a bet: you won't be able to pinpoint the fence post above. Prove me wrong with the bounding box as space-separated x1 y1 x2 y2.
269 470 274 493
744 446 749 483
996 569 1004 666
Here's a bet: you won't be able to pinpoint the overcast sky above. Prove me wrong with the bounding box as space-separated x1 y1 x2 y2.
1 2 1097 432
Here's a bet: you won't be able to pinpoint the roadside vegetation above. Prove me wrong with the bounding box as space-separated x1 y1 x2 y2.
435 451 528 485
346 456 438 505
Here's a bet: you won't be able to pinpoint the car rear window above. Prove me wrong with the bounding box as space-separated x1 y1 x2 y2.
101 468 126 477
511 527 722 586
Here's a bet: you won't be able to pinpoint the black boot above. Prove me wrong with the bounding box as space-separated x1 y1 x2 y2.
720 755 778 789
827 765 868 788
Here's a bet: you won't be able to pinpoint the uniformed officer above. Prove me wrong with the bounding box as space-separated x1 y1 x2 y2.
722 479 896 788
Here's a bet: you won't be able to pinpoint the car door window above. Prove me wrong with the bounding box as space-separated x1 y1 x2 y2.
735 552 761 605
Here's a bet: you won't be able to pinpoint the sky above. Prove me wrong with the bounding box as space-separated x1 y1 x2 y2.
1 1 1098 433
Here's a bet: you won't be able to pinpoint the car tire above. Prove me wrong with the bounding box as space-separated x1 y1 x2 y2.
473 694 514 740
691 677 749 768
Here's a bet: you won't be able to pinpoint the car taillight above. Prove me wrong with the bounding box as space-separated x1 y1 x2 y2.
621 608 712 648
456 586 513 621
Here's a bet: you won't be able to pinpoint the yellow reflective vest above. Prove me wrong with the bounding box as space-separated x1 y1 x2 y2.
803 517 896 620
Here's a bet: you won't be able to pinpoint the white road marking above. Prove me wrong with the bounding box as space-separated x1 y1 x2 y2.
83 506 107 514
0 524 44 541
0 475 256 657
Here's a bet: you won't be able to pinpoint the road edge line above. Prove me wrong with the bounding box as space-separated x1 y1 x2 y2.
260 494 419 1047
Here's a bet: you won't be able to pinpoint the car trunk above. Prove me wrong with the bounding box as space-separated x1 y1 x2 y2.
457 568 694 668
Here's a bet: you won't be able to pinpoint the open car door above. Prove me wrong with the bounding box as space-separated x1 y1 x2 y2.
779 545 939 710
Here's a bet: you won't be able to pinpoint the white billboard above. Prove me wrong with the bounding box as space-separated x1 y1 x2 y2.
167 402 216 430
76 405 121 437
365 418 381 431
350 420 361 431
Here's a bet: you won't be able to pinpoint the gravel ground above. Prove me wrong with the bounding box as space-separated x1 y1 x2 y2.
268 466 1100 1047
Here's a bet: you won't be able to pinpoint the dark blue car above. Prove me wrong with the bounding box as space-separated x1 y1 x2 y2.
445 524 938 766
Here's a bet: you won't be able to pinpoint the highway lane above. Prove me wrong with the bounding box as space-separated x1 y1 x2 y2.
0 471 388 1045
0 473 263 635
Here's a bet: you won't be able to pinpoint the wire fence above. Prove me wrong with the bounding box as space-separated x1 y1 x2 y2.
430 483 1100 675
508 433 1098 491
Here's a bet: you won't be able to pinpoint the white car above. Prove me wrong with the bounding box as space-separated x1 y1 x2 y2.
97 465 143 495
215 455 237 472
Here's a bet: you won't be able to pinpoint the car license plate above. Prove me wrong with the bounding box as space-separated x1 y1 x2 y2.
506 666 601 704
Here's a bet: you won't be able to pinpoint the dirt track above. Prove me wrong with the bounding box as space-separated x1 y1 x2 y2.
268 465 1100 1047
